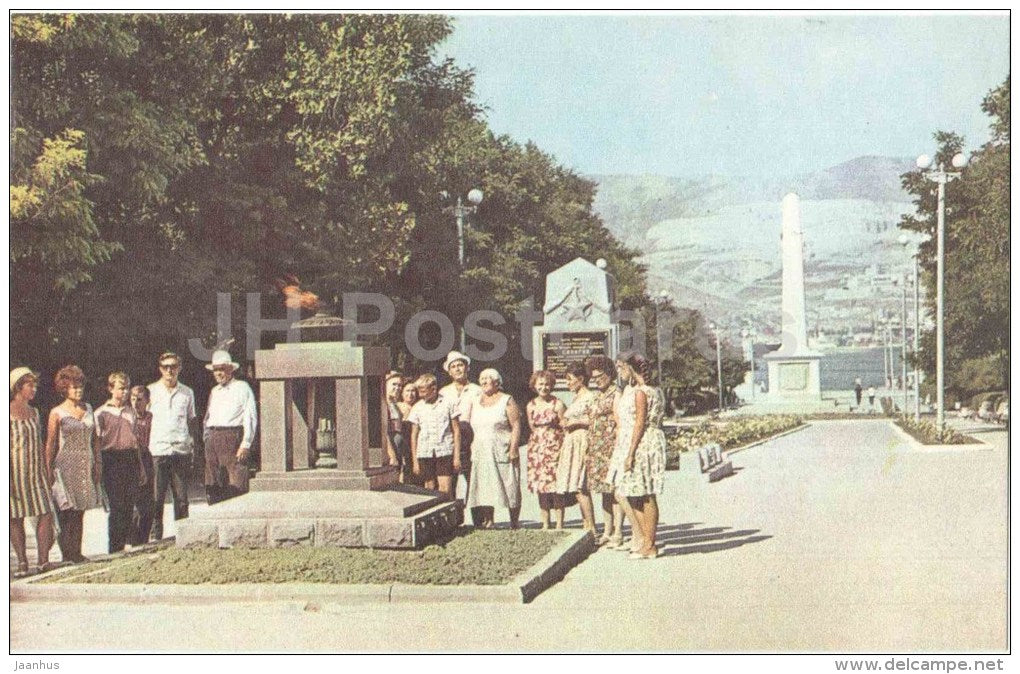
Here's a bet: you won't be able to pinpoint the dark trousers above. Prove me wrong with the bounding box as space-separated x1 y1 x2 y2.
151 454 190 540
855 390 863 406
56 509 85 561
204 427 248 505
101 450 140 553
130 452 155 545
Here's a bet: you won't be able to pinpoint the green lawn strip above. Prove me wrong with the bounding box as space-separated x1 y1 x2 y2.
37 529 568 586
894 418 980 445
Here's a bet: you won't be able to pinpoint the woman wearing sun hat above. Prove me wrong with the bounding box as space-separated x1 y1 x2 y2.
10 366 55 575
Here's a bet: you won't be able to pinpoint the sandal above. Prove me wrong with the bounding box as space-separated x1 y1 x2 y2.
14 562 29 578
596 534 612 546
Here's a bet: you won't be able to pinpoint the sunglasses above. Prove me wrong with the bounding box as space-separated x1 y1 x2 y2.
159 363 181 370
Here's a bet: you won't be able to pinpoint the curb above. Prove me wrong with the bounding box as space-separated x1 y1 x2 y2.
10 530 595 606
886 420 994 452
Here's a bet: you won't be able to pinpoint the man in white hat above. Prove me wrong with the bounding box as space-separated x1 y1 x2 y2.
203 350 258 504
439 351 482 518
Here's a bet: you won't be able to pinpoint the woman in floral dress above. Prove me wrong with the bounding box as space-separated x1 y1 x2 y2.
45 365 101 563
584 355 622 546
556 362 596 533
525 370 566 529
606 351 667 559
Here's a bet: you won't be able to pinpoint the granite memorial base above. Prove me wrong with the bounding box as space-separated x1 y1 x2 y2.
176 485 463 550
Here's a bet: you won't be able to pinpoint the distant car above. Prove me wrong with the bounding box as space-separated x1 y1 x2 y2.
977 400 995 422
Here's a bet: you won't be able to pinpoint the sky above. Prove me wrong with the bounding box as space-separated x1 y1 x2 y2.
438 13 1010 178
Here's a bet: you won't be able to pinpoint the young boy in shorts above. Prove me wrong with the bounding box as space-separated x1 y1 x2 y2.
406 373 462 500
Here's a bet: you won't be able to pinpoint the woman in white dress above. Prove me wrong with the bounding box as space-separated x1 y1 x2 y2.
606 351 667 559
464 368 522 529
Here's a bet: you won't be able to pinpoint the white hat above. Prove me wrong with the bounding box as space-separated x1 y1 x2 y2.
205 350 240 371
9 367 38 394
443 351 471 372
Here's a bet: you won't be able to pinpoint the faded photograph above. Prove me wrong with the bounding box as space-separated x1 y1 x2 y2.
8 11 1010 660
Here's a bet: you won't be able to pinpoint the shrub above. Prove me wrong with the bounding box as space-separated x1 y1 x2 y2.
895 417 978 445
665 415 802 468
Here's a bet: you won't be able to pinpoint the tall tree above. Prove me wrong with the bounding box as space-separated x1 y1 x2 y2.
898 76 1009 400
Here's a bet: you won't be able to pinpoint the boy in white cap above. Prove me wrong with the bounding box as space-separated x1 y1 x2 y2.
203 350 258 504
439 351 482 519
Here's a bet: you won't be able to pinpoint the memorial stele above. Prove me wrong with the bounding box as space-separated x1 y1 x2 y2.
764 193 822 399
532 257 619 393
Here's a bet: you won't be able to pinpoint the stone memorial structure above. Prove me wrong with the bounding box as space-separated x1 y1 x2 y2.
532 257 619 393
177 312 461 550
764 193 822 400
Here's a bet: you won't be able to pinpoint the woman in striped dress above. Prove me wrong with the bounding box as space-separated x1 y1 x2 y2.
10 367 54 575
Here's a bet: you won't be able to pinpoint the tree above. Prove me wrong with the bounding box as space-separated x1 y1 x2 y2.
898 76 1009 400
10 14 652 405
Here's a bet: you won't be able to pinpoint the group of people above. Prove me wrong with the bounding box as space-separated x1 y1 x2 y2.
12 346 669 573
383 350 668 559
9 349 257 575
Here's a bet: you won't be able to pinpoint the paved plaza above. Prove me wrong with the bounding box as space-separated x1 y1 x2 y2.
10 419 1007 652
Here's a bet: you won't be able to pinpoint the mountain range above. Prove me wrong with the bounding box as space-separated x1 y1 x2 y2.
589 156 924 342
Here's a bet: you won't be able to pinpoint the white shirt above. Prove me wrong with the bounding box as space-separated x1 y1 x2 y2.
406 394 459 458
203 378 258 450
439 381 482 423
147 381 196 457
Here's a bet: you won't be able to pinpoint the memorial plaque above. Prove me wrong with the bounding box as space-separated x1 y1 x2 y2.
778 362 810 391
542 330 609 386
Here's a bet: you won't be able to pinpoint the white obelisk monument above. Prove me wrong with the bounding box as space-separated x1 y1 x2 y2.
765 193 822 399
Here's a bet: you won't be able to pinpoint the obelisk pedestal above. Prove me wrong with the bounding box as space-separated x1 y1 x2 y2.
765 193 822 400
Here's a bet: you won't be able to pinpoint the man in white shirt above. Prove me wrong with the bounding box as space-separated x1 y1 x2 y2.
439 351 482 518
203 350 258 504
147 351 199 540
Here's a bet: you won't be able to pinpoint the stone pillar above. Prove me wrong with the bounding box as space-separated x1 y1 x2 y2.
259 381 287 472
335 378 367 471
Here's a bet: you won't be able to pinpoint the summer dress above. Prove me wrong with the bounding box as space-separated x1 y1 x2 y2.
10 408 52 518
606 385 667 497
52 404 101 511
466 393 520 509
526 403 563 494
555 391 593 494
585 387 618 494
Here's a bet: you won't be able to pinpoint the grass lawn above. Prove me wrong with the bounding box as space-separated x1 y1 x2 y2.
38 529 569 586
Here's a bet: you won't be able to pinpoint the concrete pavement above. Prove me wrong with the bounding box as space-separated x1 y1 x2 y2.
10 420 1008 652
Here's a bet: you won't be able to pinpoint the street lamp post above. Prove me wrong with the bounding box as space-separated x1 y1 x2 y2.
446 188 484 350
913 252 921 421
741 327 757 401
709 322 723 413
916 152 968 433
898 234 916 420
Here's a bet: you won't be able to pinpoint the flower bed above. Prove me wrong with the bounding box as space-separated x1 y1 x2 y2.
665 415 802 468
895 417 979 445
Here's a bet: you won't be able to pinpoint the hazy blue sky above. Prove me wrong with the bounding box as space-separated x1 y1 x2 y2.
439 13 1009 177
